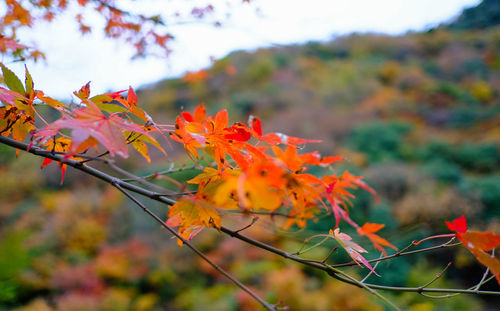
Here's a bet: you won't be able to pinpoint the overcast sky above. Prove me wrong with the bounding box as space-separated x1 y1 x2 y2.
6 0 481 99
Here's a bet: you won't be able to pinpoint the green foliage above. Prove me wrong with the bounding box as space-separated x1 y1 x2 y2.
0 230 30 304
175 284 236 311
243 58 276 83
422 159 462 183
460 176 500 217
347 122 412 163
420 140 500 172
447 0 500 30
304 41 349 61
0 63 25 94
453 143 500 171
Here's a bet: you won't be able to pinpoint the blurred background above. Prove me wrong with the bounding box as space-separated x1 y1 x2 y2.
1 0 500 310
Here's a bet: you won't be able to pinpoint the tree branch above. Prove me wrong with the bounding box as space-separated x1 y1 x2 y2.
1 135 499 300
112 182 275 311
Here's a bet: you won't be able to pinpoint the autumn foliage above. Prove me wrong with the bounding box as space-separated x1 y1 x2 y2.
2 61 500 286
1 0 500 310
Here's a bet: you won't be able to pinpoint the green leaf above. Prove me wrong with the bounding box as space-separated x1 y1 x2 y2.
24 65 33 94
0 63 25 94
95 102 129 113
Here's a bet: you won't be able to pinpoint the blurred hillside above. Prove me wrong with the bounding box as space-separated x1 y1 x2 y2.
139 0 500 225
446 0 500 29
1 0 500 310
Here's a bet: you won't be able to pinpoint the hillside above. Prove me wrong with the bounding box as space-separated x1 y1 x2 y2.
138 0 500 300
139 6 500 222
446 0 500 29
1 0 500 310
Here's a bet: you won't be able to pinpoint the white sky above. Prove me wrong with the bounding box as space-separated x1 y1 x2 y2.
5 0 481 99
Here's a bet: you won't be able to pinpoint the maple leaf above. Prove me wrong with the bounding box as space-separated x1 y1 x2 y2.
247 116 321 146
40 137 75 183
173 105 258 169
322 171 378 228
166 197 221 246
169 115 204 160
330 228 379 275
260 132 321 146
213 174 241 210
36 91 67 109
238 158 288 211
0 86 24 105
97 86 151 122
446 216 500 284
187 167 221 185
74 81 91 100
33 99 155 158
130 139 150 162
357 223 397 255
273 145 342 173
309 228 379 276
223 123 252 142
11 114 35 142
0 37 27 52
248 115 262 136
1 62 25 94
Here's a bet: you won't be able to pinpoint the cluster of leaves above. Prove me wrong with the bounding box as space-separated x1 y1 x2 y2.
0 60 399 274
167 105 378 236
3 60 500 287
0 63 164 180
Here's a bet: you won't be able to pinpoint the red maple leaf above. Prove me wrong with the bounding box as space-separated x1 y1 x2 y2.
447 216 500 284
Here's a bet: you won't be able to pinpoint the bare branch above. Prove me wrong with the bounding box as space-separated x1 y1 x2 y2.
417 262 452 294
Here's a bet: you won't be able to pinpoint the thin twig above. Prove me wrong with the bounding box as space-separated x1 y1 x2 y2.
79 150 109 164
474 249 494 292
293 236 329 256
234 216 259 233
321 247 338 264
324 263 401 311
475 268 491 292
417 262 452 293
105 160 177 195
225 209 298 219
332 238 460 268
419 274 496 299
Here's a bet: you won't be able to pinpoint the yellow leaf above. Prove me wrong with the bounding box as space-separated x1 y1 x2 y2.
131 139 150 162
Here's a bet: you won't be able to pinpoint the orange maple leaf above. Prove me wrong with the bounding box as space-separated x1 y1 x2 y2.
166 196 221 246
357 223 397 255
